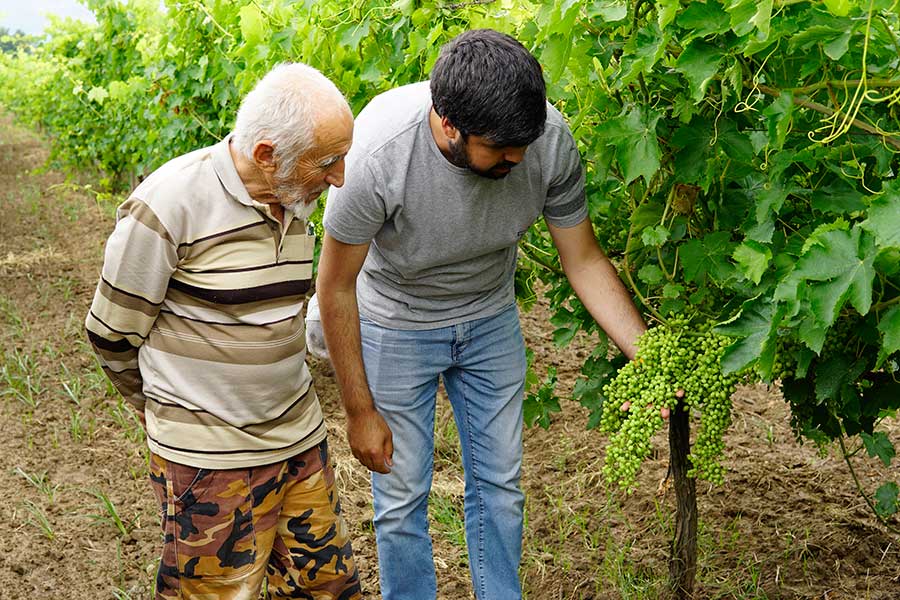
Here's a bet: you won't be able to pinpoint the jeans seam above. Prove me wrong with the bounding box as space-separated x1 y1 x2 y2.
458 369 487 599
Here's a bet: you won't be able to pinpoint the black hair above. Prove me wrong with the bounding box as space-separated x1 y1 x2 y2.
430 29 546 147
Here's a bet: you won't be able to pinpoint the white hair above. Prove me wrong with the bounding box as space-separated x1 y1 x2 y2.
232 63 349 176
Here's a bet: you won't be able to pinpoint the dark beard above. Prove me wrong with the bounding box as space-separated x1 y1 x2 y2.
448 136 517 180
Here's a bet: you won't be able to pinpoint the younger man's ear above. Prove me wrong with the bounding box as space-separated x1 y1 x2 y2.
440 116 461 143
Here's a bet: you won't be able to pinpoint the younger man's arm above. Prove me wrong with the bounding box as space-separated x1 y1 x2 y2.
316 233 394 474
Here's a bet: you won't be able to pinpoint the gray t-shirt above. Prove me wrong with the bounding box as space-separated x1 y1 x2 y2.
324 81 587 329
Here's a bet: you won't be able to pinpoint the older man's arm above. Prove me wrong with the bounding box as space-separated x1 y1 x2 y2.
316 232 394 474
85 198 177 420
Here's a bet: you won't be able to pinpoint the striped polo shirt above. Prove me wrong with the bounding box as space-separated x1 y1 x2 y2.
85 135 325 469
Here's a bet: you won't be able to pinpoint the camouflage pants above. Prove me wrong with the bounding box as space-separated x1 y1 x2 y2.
149 440 362 600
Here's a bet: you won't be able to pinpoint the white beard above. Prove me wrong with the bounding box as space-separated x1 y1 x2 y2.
285 197 318 222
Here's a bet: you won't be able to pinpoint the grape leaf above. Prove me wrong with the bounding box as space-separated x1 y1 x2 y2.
812 180 866 214
861 432 896 467
676 2 731 39
550 309 580 347
656 0 679 29
733 240 771 284
680 232 735 284
797 314 828 354
860 377 900 420
875 482 899 517
861 181 900 249
671 119 715 186
239 4 266 46
876 305 900 367
791 228 876 325
663 283 684 298
586 0 628 22
675 40 725 102
738 173 789 225
718 120 756 164
815 355 866 402
729 0 758 36
595 106 662 185
841 384 862 431
716 296 785 376
789 25 849 53
823 0 852 17
87 86 109 104
824 29 852 60
617 22 668 86
524 367 560 429
638 264 664 285
338 18 371 49
541 32 573 84
750 0 773 39
729 0 773 38
641 225 669 247
762 92 794 150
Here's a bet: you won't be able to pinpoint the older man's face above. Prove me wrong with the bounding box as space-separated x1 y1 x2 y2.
275 108 354 214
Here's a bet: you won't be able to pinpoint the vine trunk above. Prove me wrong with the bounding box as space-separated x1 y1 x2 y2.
669 404 697 599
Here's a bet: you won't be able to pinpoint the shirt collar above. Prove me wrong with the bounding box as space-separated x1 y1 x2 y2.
211 133 295 227
211 133 256 208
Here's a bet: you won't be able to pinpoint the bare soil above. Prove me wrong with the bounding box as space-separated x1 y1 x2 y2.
1 114 898 599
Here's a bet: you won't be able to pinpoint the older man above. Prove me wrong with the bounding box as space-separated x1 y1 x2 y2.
85 63 360 600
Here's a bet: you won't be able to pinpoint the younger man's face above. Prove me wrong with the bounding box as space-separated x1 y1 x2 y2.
448 134 527 180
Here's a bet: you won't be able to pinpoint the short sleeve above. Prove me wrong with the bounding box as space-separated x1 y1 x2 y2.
323 156 387 244
542 124 588 229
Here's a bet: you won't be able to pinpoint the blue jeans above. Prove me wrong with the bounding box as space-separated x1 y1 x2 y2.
359 304 527 600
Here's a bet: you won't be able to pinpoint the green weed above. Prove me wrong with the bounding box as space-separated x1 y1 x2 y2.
433 393 461 468
69 406 96 442
0 294 27 338
59 362 87 407
14 467 60 502
52 275 77 302
429 491 466 548
1 349 46 409
22 500 55 540
106 396 145 444
88 489 136 537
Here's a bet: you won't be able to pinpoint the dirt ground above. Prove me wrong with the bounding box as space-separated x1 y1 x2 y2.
0 114 898 599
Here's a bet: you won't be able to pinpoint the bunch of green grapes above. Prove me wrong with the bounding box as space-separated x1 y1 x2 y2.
821 316 863 358
771 334 801 381
772 316 864 382
679 332 741 483
600 318 742 490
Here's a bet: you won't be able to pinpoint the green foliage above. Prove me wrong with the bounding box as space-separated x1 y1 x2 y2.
524 365 560 429
0 28 37 54
520 0 899 500
1 0 898 508
875 481 899 517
